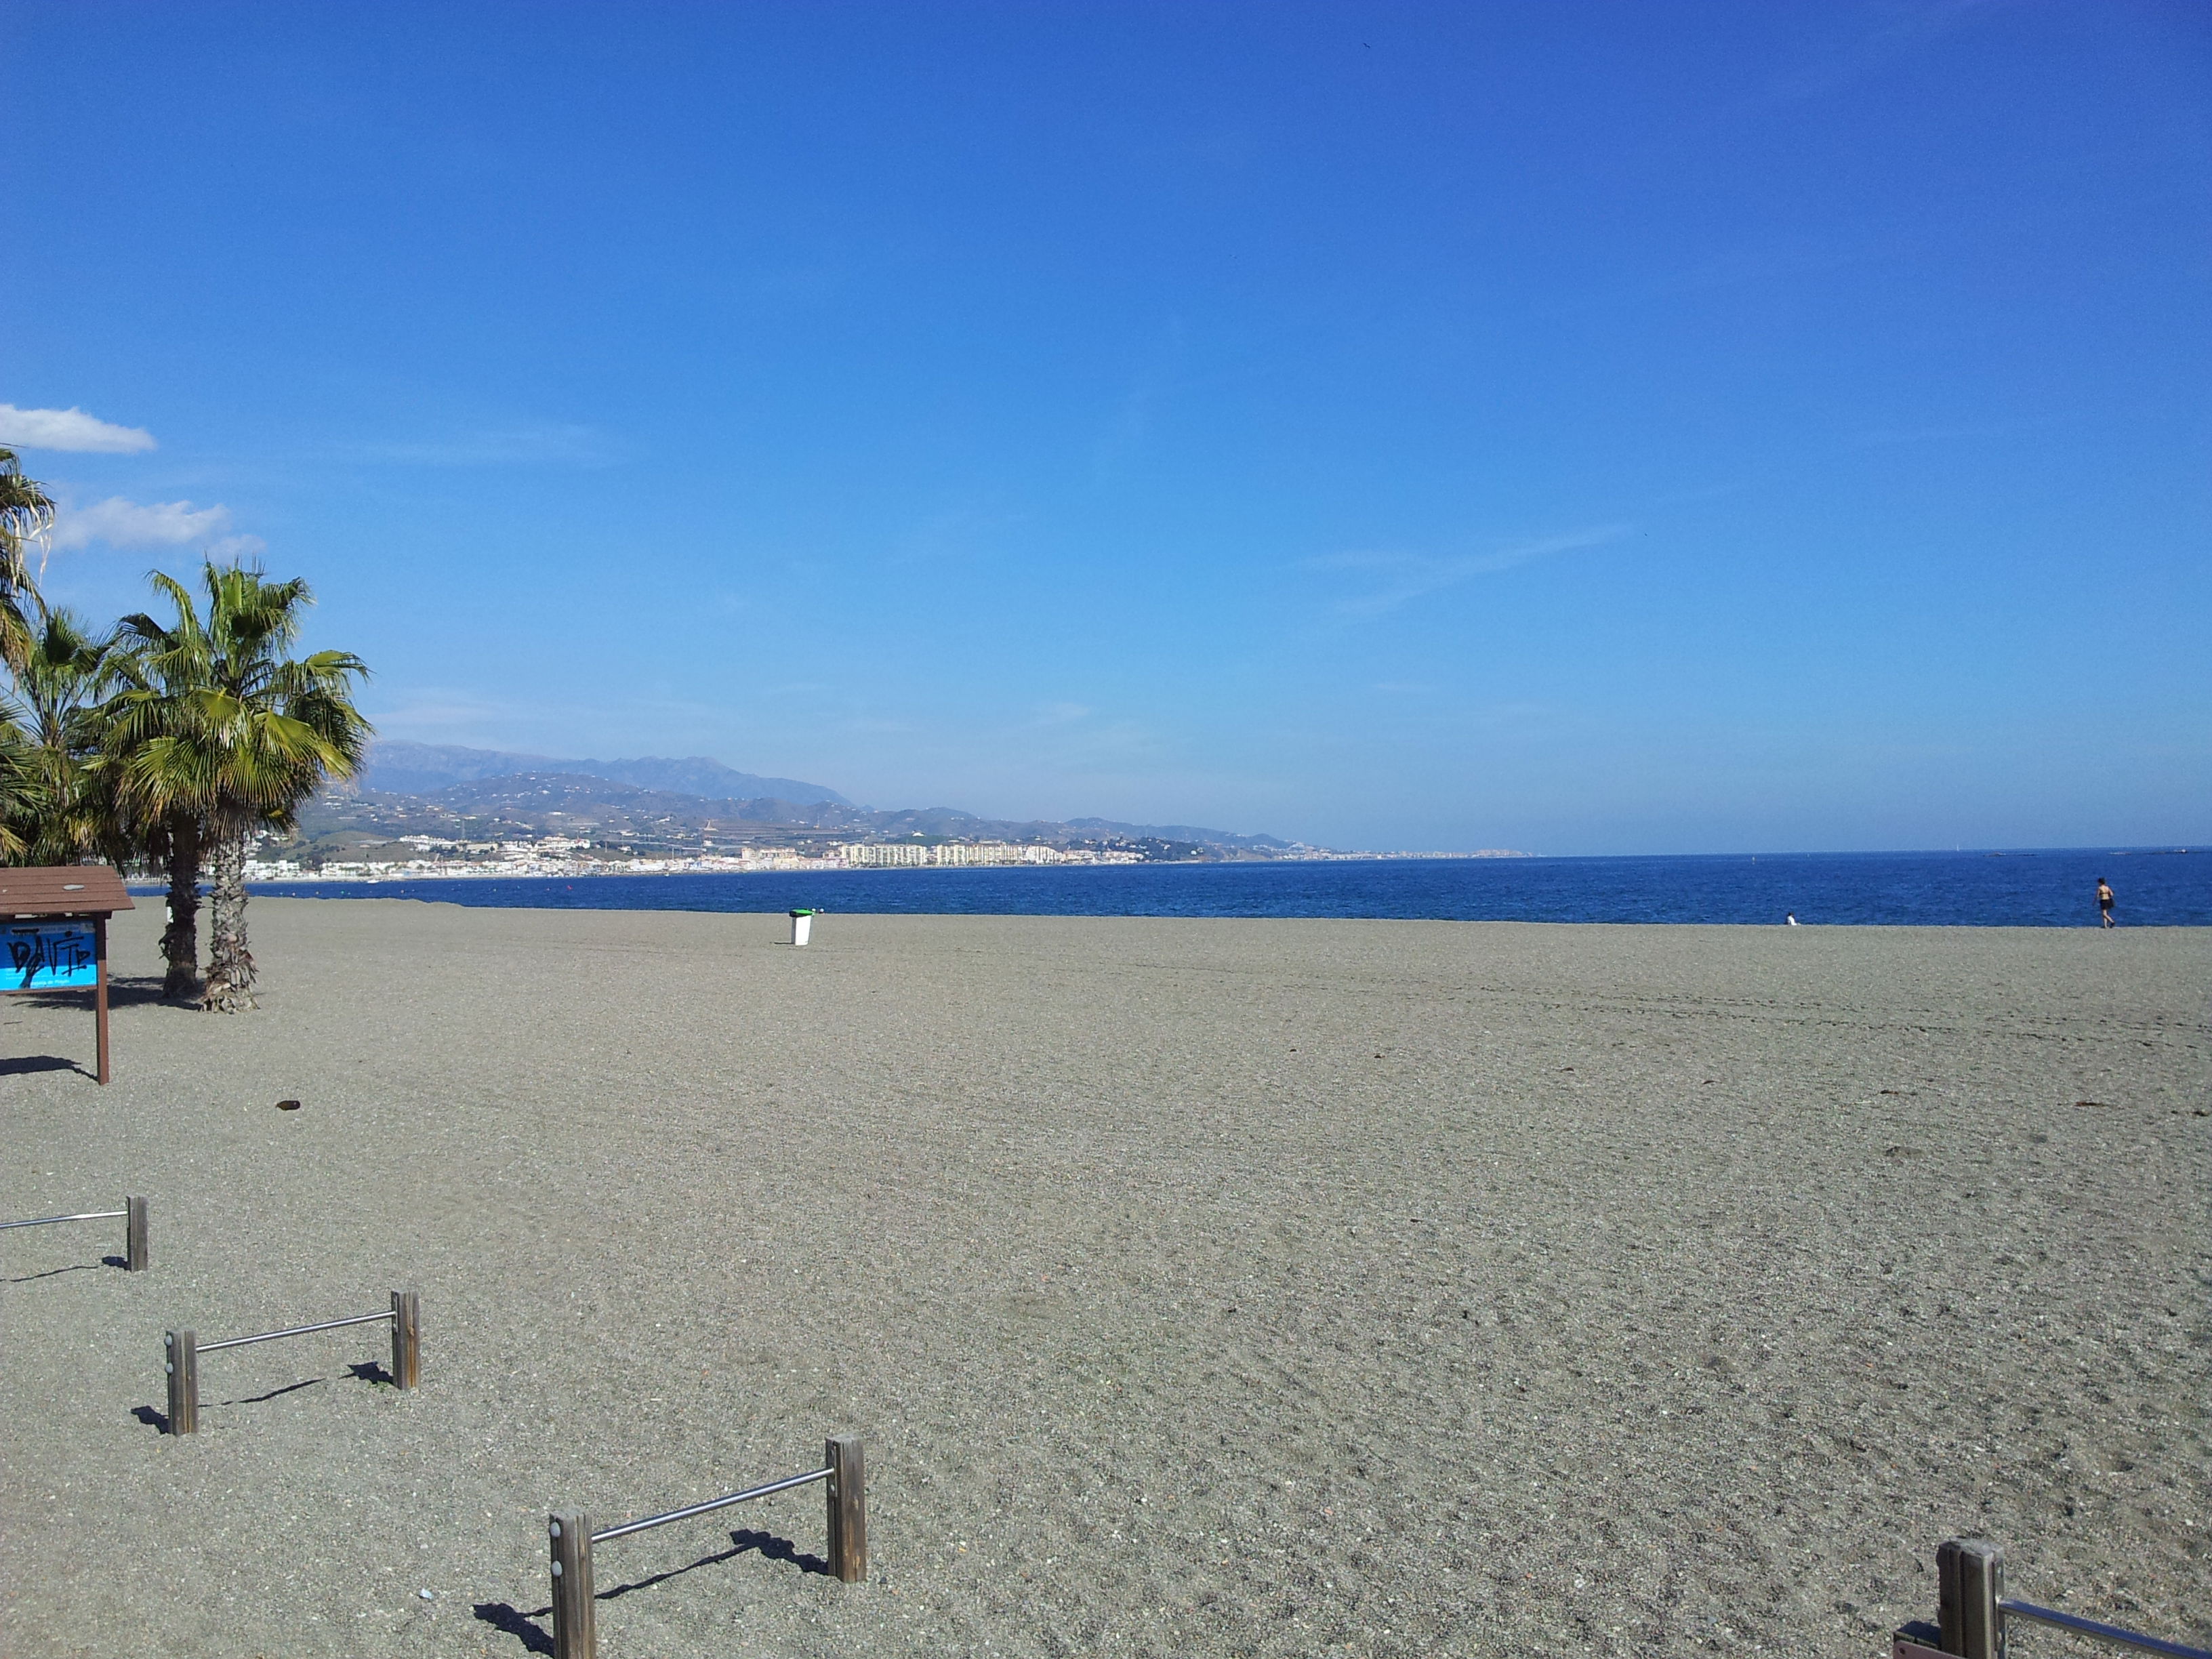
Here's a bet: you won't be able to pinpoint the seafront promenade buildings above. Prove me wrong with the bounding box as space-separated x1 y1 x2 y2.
243 834 1145 883
834 840 1079 867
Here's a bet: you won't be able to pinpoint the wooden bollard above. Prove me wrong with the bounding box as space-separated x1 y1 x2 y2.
164 1329 198 1435
550 1511 596 1659
1938 1538 2003 1659
390 1289 420 1389
125 1196 149 1273
826 1434 867 1583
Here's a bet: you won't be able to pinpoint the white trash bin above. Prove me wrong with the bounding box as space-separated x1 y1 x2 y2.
789 908 817 947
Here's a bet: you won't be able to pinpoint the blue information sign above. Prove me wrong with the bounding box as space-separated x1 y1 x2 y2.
5 923 98 990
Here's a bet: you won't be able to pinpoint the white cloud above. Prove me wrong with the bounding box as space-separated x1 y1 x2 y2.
0 404 158 453
1308 523 1634 616
50 496 264 558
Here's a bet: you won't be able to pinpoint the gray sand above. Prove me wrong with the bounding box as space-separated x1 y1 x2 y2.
2 900 2206 1658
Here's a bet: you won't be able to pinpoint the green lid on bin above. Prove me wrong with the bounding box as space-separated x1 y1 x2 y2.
789 908 819 917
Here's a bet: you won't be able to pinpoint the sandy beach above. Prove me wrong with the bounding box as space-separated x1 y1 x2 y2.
2 899 2205 1658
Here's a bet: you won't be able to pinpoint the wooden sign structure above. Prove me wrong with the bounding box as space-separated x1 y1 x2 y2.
1 865 134 1084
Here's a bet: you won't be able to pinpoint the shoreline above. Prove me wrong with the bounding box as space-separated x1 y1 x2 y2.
136 844 2212 929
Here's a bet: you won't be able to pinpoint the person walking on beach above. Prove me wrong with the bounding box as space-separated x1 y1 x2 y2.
2097 877 2116 928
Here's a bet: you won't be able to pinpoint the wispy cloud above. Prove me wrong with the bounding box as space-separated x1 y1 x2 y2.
50 496 263 558
0 404 158 453
340 423 613 468
1307 523 1633 616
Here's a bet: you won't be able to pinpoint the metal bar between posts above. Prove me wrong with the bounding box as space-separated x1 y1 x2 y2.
197 1307 393 1353
549 1439 866 1659
3 1197 147 1271
2001 1599 2212 1659
0 1209 127 1229
591 1467 831 1543
163 1292 421 1435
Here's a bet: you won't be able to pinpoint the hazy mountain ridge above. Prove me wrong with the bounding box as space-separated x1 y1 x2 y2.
331 741 1286 854
296 768 1291 858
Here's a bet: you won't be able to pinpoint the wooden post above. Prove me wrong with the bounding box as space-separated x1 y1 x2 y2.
1938 1538 2003 1659
390 1289 420 1389
826 1434 867 1583
165 1329 198 1435
93 916 110 1085
550 1511 596 1659
125 1196 150 1272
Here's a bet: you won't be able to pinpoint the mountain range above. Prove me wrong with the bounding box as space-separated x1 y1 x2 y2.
299 741 1295 857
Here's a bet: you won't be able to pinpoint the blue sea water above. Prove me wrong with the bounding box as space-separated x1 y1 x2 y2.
239 848 2211 926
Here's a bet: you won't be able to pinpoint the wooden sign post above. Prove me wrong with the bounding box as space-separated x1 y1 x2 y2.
1 867 134 1084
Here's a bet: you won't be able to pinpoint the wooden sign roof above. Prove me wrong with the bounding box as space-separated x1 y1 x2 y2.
0 865 135 918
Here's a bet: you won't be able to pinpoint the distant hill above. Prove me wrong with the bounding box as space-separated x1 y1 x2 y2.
360 741 850 806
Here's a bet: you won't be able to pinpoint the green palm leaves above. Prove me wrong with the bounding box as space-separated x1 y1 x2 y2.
0 447 59 673
109 565 371 1010
1 602 125 867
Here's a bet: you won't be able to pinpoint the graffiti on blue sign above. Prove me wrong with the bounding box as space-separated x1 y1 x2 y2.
5 924 98 990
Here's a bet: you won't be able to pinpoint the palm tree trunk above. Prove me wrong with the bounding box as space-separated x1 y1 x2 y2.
160 815 204 1003
200 819 257 1012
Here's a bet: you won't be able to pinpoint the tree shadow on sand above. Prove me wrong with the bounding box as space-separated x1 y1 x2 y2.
472 1526 829 1654
16 974 173 1011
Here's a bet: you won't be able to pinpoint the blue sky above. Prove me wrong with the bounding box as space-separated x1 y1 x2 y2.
3 1 2206 853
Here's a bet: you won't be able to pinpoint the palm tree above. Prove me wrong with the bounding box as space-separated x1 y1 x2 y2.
108 562 371 1010
0 714 39 861
0 447 58 672
1 602 126 865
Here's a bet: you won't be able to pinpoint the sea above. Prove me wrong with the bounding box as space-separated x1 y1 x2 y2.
237 847 2211 928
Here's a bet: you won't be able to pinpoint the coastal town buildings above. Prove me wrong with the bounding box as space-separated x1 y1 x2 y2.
244 834 1148 883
